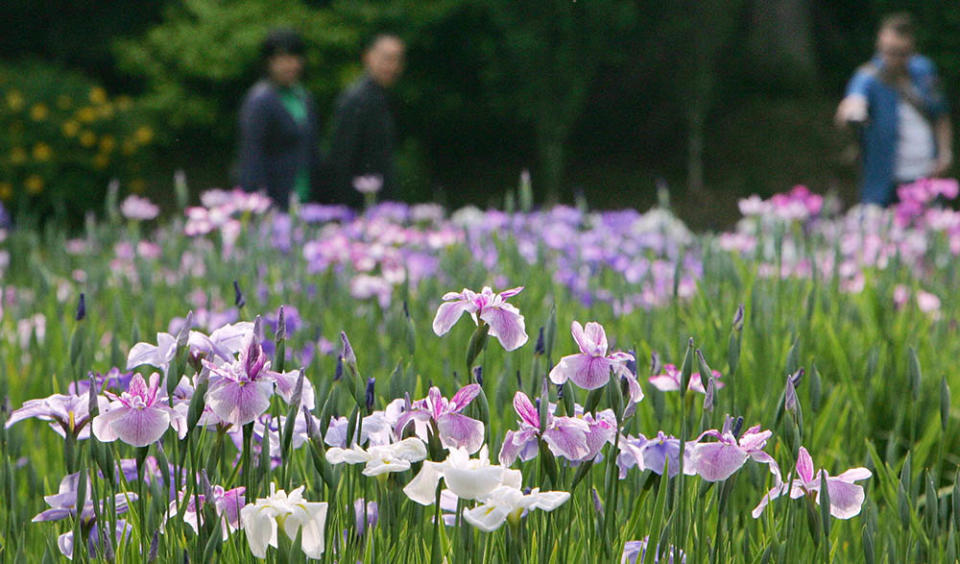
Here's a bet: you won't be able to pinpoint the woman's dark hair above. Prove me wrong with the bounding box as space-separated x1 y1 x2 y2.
260 28 306 61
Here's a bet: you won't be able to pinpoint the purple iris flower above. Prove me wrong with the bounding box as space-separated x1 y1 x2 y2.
432 286 528 351
617 432 694 478
93 372 174 447
169 485 246 539
752 446 872 520
648 363 724 394
621 536 686 563
33 472 135 559
203 332 278 427
549 321 638 395
690 417 777 482
499 392 615 466
394 385 485 454
6 392 108 440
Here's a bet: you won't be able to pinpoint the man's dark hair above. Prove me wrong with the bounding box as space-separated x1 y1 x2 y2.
261 28 306 60
363 33 404 54
879 13 914 38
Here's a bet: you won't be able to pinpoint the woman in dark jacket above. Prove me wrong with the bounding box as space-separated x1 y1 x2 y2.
237 29 323 209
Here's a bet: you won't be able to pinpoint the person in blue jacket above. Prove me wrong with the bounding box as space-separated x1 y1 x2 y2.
836 13 952 207
237 29 323 209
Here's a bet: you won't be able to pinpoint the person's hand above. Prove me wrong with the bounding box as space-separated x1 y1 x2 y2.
933 152 953 177
835 95 868 128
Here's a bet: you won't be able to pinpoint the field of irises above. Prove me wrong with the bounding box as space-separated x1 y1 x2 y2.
1 177 960 562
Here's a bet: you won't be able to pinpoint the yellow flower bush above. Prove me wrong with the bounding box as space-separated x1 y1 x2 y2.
0 61 156 218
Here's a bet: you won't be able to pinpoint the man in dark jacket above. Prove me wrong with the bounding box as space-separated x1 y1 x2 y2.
237 29 323 209
327 34 406 206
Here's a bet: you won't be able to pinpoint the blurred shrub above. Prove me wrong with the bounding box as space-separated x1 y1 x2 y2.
113 0 357 145
0 61 155 220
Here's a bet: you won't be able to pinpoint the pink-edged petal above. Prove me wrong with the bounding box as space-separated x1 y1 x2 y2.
110 407 171 447
499 428 538 466
549 354 611 390
433 300 471 336
205 380 272 427
581 322 608 356
823 477 866 519
796 447 815 484
480 303 527 351
581 420 616 460
437 413 485 454
833 467 872 483
512 391 540 429
692 443 749 482
449 384 481 413
497 286 524 299
648 373 680 392
751 482 788 518
92 407 129 442
570 321 591 355
542 418 590 461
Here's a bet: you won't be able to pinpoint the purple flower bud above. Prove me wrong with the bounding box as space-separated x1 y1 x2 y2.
334 355 344 381
176 311 193 349
703 375 715 412
340 331 356 366
148 530 159 562
784 377 799 414
365 378 375 411
303 406 319 442
731 415 744 439
650 351 662 376
403 300 411 320
789 368 804 387
732 303 745 331
534 327 545 356
591 487 603 514
472 365 483 388
75 293 86 321
233 280 245 308
87 373 99 417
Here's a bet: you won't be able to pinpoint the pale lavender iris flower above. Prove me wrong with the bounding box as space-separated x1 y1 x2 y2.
617 432 695 478
751 446 871 519
690 417 777 482
648 363 724 394
621 536 686 564
432 286 528 351
203 332 278 427
33 472 135 560
394 385 485 454
93 372 174 447
6 392 108 440
500 393 616 466
549 321 638 395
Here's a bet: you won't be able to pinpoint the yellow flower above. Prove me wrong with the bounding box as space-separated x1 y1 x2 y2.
97 103 114 119
25 174 44 194
129 178 146 193
57 95 73 110
79 131 97 148
76 107 96 123
134 125 154 145
32 143 52 162
121 139 137 155
30 103 49 121
93 153 110 170
116 96 132 111
62 120 79 137
0 182 12 201
99 135 116 153
6 90 24 111
9 147 27 165
89 87 108 105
